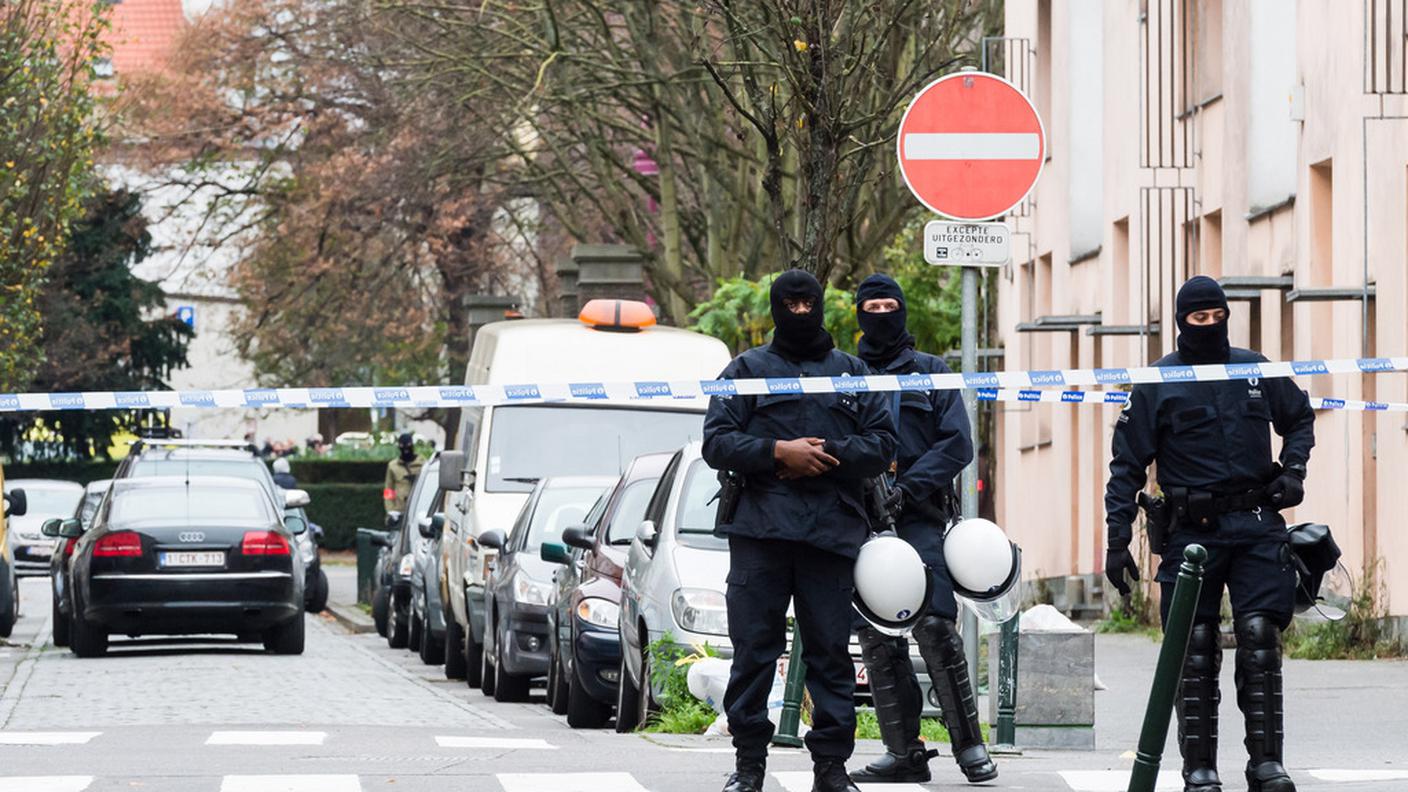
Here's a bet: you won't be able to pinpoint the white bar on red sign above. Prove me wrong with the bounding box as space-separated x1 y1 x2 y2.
903 133 1042 160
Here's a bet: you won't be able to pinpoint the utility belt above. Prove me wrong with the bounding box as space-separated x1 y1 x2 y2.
1138 486 1272 555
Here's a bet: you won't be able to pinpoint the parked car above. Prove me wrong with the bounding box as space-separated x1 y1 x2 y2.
543 452 671 727
438 299 731 691
476 476 613 702
411 502 449 667
3 479 82 576
0 470 26 638
290 507 328 613
48 475 308 657
371 454 441 650
50 479 112 648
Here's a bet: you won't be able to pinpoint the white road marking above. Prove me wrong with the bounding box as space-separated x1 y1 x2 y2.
1058 770 1182 791
0 778 93 792
207 731 327 746
772 772 928 792
903 133 1042 161
1310 769 1408 782
0 732 100 745
220 775 361 792
436 735 557 750
497 772 650 792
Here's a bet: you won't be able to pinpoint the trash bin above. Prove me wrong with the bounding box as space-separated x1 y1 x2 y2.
355 528 381 605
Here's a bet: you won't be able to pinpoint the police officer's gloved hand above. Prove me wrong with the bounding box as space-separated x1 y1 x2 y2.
1267 467 1305 508
1104 541 1140 598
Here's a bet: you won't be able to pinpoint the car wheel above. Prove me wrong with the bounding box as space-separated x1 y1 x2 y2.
443 610 467 680
465 613 484 688
387 601 409 649
637 640 658 725
408 611 423 652
479 618 497 697
566 661 611 729
372 587 390 637
614 653 641 732
0 574 15 639
51 591 70 647
548 652 569 715
69 612 108 659
305 569 329 613
264 614 305 655
418 618 444 665
492 624 532 703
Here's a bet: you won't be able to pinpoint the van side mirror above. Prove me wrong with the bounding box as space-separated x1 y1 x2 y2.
41 518 62 538
57 518 84 539
283 489 311 509
561 524 593 551
635 520 658 547
439 451 467 492
419 513 445 539
477 529 506 550
4 489 26 518
541 542 572 565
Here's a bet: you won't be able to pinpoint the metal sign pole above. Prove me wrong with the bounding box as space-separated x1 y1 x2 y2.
959 266 982 695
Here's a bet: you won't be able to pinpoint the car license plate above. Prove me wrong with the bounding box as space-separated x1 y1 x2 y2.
855 662 869 685
159 551 224 568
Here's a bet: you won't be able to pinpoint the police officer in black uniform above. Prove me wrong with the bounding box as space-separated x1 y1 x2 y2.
846 274 998 785
703 269 896 792
1105 276 1315 792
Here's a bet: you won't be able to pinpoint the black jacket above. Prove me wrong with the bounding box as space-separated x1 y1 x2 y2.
869 349 973 564
1105 347 1316 547
702 344 896 559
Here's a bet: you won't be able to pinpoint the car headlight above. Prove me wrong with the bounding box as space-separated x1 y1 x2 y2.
513 571 552 606
576 597 620 630
671 588 728 636
296 533 315 566
398 554 415 577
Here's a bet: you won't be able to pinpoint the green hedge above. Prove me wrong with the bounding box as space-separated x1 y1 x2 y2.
303 483 385 550
289 459 387 484
3 461 118 484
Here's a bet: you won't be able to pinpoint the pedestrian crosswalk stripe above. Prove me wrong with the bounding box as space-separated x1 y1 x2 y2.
771 772 928 792
0 732 100 745
220 775 361 792
0 778 92 792
436 736 557 750
207 731 328 746
1058 770 1181 791
496 772 650 792
1310 769 1408 782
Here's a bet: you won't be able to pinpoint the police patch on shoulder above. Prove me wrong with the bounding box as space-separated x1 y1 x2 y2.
1117 393 1134 423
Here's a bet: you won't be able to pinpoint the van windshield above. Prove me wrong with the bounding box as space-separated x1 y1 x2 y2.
486 406 703 493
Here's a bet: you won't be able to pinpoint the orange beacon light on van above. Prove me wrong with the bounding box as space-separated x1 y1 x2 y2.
578 299 657 332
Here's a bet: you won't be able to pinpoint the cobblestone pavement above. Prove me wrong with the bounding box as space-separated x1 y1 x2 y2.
1 574 1407 791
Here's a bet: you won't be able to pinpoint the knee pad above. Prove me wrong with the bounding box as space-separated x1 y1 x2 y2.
858 626 907 665
912 615 962 650
1186 621 1223 676
1234 615 1283 672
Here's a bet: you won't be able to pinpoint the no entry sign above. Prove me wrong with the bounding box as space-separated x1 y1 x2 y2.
896 72 1046 221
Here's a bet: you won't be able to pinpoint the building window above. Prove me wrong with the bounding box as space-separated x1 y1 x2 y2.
1309 159 1333 286
1190 0 1224 106
1036 0 1052 157
1067 0 1103 258
93 57 114 78
1199 211 1223 279
1111 218 1131 324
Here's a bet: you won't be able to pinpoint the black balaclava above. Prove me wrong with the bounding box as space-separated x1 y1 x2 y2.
397 433 416 463
854 273 916 367
1175 275 1230 363
768 269 834 363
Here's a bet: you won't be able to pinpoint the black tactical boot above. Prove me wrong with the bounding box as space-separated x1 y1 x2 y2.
813 760 862 792
721 758 766 792
852 627 933 783
1177 622 1223 792
1235 616 1296 792
913 616 998 783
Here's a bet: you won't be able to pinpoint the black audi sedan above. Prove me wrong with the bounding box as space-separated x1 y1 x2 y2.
49 475 307 658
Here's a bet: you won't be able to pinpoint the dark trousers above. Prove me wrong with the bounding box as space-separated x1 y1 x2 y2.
724 536 857 763
1157 538 1297 629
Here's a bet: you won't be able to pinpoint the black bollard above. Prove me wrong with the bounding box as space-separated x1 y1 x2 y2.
1127 543 1207 792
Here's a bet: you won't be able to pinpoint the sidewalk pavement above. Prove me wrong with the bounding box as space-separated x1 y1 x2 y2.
324 564 374 633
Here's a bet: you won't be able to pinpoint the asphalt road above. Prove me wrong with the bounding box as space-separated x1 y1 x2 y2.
0 572 1405 791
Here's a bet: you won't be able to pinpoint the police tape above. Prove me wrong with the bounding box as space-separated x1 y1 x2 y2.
0 353 1404 412
975 388 1406 412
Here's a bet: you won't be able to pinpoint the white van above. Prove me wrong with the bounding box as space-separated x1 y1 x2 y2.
436 300 732 690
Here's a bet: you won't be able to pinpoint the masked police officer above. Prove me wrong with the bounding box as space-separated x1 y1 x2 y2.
1105 276 1315 792
845 274 997 785
703 269 896 792
383 433 423 514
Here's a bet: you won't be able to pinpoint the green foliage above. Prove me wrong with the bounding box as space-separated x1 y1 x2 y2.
688 220 964 360
0 0 108 389
854 707 989 744
0 187 193 461
1284 562 1404 660
1095 605 1163 641
303 483 385 550
288 460 388 485
639 634 721 734
0 460 117 484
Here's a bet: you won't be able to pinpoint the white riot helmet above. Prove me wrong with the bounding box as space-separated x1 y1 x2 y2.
944 518 1022 623
853 533 933 637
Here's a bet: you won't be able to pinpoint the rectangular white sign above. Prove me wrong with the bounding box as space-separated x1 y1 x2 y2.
923 220 1010 267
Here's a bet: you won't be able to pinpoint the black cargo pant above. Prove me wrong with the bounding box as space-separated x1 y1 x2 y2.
724 535 856 763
